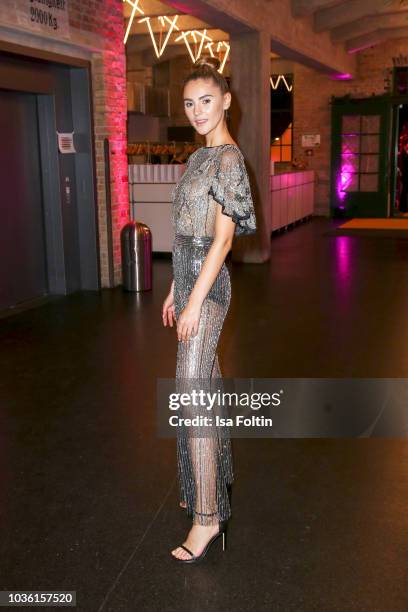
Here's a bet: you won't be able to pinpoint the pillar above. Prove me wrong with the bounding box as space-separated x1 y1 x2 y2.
229 29 271 263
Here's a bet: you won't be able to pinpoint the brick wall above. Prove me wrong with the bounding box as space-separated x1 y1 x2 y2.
69 0 128 286
293 38 403 216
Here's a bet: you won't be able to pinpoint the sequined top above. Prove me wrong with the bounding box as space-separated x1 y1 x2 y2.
171 143 257 238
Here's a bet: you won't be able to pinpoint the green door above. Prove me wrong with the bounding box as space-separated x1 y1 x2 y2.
330 95 391 217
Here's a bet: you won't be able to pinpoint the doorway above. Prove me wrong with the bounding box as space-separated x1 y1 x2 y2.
0 50 100 314
390 103 408 217
330 94 391 218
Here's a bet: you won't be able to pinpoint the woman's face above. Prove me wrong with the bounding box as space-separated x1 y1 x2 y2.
183 77 229 136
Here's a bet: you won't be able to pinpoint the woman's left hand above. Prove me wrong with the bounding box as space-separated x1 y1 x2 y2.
177 301 201 342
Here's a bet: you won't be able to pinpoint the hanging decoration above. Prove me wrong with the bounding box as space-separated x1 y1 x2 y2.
270 75 293 92
202 39 230 74
138 14 180 58
174 30 230 73
123 0 144 45
123 0 229 72
174 28 212 62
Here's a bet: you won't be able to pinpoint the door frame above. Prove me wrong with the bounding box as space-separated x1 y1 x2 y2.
387 94 408 216
0 42 101 301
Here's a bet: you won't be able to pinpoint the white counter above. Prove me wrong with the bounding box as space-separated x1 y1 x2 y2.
128 164 185 252
270 170 314 232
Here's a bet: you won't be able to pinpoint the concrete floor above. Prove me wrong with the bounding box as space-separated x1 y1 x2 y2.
0 217 407 611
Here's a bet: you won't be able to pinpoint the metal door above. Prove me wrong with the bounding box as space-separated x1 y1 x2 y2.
0 90 48 310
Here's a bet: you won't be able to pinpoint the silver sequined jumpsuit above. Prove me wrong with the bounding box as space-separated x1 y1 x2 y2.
171 143 257 526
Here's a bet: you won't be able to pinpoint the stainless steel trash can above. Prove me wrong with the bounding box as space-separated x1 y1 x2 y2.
121 221 152 291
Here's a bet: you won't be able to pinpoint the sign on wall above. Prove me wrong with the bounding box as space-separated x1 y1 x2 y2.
0 0 70 39
301 134 321 148
57 131 76 154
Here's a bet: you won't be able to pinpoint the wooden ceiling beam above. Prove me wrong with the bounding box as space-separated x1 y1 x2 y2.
291 0 344 18
346 26 408 53
332 11 408 43
314 0 395 33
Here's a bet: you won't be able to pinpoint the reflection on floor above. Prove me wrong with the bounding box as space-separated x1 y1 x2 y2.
0 217 407 611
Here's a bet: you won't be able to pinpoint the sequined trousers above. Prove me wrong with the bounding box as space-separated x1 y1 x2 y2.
171 233 234 526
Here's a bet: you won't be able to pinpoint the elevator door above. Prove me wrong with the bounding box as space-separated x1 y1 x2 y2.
0 90 48 310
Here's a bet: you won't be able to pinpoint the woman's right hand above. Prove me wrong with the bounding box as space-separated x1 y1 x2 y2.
162 282 175 327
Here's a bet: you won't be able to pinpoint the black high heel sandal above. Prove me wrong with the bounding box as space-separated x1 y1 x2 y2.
173 512 228 564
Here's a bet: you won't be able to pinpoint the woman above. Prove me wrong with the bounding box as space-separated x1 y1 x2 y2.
162 56 257 563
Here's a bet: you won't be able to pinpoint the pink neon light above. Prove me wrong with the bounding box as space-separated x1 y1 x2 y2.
332 73 353 80
337 157 355 201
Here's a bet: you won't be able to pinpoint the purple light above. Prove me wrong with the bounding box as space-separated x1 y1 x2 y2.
337 156 355 201
331 73 353 80
336 136 358 201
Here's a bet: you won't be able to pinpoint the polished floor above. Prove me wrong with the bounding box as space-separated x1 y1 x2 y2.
1 217 407 611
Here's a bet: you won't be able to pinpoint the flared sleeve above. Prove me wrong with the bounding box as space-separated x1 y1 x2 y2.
208 146 257 236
